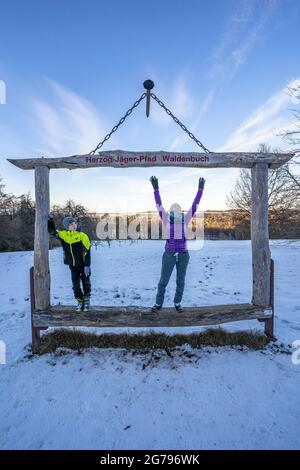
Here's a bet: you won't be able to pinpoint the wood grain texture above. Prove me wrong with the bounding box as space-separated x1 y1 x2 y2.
34 166 50 310
251 163 271 306
33 303 272 328
8 150 294 170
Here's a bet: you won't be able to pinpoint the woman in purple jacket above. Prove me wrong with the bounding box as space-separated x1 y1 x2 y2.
150 176 205 312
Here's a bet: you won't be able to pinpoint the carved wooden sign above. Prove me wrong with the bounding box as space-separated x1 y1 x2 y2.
8 150 294 170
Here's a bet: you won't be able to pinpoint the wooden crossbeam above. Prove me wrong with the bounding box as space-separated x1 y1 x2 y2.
8 150 294 170
33 303 272 328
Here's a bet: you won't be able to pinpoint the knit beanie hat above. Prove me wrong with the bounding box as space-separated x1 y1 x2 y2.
62 216 75 230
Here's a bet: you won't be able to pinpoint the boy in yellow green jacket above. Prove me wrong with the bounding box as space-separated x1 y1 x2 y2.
48 214 91 312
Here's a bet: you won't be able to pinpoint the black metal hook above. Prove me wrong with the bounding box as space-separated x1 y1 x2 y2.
143 80 154 117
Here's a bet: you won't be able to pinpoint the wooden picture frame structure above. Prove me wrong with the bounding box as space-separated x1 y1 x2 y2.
8 83 294 349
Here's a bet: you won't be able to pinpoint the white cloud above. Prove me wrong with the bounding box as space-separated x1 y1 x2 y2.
210 0 255 77
210 0 279 81
150 78 194 127
219 77 300 151
169 88 215 151
0 79 6 104
170 0 280 152
32 80 111 157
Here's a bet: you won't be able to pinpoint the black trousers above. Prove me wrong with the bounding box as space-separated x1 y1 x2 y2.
69 266 91 301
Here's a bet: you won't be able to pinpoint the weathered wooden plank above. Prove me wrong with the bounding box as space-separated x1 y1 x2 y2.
251 163 271 306
8 151 294 170
34 166 50 310
33 303 272 328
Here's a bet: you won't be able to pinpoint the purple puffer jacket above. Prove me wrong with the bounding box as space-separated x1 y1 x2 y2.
154 188 203 252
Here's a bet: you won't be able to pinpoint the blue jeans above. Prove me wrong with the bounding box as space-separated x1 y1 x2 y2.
155 251 190 305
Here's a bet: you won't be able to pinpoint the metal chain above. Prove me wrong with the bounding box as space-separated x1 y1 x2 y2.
151 92 210 153
89 92 147 155
90 89 210 154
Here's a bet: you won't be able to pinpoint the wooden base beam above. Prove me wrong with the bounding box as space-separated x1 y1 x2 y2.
33 303 272 329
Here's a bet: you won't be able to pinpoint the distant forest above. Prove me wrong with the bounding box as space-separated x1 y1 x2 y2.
1 177 299 252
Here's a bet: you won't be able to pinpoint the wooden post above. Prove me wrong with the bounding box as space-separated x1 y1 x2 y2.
34 165 50 310
251 163 271 306
264 258 275 338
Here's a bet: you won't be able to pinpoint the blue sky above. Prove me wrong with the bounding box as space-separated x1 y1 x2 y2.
0 0 300 212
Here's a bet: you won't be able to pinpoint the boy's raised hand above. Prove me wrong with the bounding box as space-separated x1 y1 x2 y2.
198 177 205 190
150 176 159 190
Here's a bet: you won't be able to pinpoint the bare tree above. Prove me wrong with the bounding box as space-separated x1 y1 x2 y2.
283 84 300 159
226 169 252 214
227 144 300 212
49 199 98 244
62 199 88 219
0 176 36 251
280 84 300 191
0 175 101 251
227 144 300 238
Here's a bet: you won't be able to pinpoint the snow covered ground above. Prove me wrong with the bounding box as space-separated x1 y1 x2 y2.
0 240 299 450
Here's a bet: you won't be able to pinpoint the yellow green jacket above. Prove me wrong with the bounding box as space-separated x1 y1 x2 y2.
48 220 91 267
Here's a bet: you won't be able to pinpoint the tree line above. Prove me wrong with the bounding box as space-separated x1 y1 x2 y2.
0 183 99 252
0 177 299 252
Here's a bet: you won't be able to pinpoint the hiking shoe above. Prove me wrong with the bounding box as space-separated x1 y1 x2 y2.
151 304 162 312
76 299 83 312
174 303 183 313
83 295 90 312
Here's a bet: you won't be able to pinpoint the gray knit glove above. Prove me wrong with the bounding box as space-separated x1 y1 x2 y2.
84 266 91 277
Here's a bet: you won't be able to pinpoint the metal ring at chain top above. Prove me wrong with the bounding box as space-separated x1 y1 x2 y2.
89 92 147 155
151 92 210 153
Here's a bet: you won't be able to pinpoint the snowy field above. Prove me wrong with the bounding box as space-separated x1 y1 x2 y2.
0 240 300 450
